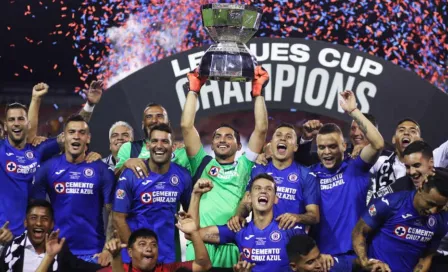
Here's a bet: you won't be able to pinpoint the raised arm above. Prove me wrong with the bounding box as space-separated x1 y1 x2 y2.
340 90 384 164
176 212 212 272
79 80 103 122
247 66 269 154
187 178 213 229
27 83 48 143
181 69 208 157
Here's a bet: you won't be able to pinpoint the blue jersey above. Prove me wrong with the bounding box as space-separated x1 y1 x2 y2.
113 162 192 264
31 154 115 255
310 156 371 255
363 191 448 272
218 220 305 272
249 162 319 216
0 138 59 236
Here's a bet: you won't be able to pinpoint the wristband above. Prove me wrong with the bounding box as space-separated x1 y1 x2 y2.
83 103 95 112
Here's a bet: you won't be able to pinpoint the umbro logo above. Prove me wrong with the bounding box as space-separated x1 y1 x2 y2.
244 235 254 240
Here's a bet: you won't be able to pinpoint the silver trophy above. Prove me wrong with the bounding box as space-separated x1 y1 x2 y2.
198 3 263 82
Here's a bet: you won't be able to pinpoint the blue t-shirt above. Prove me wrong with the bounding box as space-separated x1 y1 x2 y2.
218 220 305 272
31 154 115 255
0 138 59 236
310 156 371 255
113 162 192 264
249 161 319 216
363 191 448 272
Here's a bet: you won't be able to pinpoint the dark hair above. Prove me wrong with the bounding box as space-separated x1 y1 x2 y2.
363 113 378 128
5 102 28 116
318 123 343 136
212 123 241 145
128 228 158 248
276 122 296 131
148 123 174 141
26 199 54 219
403 141 433 159
396 118 420 130
286 234 317 263
64 114 88 130
249 173 277 193
423 167 448 198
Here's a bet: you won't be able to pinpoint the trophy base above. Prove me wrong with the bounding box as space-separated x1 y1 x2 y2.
199 42 257 82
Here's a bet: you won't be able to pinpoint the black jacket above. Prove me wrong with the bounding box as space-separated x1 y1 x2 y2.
0 232 102 272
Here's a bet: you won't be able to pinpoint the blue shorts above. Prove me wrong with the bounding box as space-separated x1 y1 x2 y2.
76 254 99 264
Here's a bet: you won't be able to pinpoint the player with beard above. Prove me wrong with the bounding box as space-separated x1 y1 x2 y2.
112 123 192 264
189 174 306 271
0 96 62 239
228 123 319 233
309 90 384 262
352 169 448 272
103 121 134 170
115 103 191 177
31 115 115 263
369 119 448 202
181 67 269 268
0 200 102 271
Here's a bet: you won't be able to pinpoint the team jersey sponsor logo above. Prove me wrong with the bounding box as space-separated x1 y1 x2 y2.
54 182 66 194
369 204 377 217
83 168 95 178
170 175 179 186
55 169 65 175
244 235 254 240
269 230 282 242
319 173 345 190
141 192 153 204
6 161 38 174
140 191 179 204
242 248 251 259
276 186 297 201
6 152 14 156
25 151 34 160
208 166 220 177
401 213 412 219
6 161 17 172
394 225 434 242
288 173 298 182
119 177 127 181
54 182 95 195
142 179 152 185
248 248 282 261
116 189 126 199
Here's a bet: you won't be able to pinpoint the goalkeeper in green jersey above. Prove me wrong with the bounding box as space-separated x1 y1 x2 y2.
181 66 269 268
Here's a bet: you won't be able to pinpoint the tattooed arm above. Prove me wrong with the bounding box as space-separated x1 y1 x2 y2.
339 90 384 164
352 218 374 269
413 252 435 272
198 226 221 244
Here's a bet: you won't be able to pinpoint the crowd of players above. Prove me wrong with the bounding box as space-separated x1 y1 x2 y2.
0 66 447 272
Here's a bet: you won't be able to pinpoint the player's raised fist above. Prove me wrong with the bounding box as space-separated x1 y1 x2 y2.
302 120 322 141
186 68 208 93
193 178 214 194
32 82 49 98
251 66 269 97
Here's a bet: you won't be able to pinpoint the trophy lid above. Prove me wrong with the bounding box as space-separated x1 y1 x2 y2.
201 3 263 43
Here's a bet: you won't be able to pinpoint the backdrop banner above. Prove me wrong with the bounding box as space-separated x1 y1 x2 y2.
90 38 448 155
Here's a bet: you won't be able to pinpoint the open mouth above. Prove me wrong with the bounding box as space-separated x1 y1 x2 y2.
142 254 155 262
11 128 22 135
33 228 45 239
217 144 229 150
71 142 81 150
277 143 287 155
401 137 411 148
322 157 334 163
154 150 166 156
258 195 268 206
352 136 363 144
